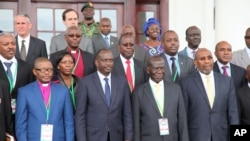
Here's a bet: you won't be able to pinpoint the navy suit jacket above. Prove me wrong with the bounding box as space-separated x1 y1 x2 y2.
15 36 48 68
132 80 189 141
49 48 96 77
112 56 147 90
15 81 74 141
75 72 133 141
0 80 13 141
179 71 239 141
237 85 250 124
213 61 246 91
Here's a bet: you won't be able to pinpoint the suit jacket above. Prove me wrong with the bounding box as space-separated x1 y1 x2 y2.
112 56 147 90
231 49 250 69
132 80 189 141
111 44 150 63
50 32 93 54
15 36 48 68
49 48 96 77
0 80 13 141
237 85 250 124
15 81 74 141
161 53 195 83
179 71 239 141
92 34 119 54
0 59 33 99
75 72 133 141
213 61 246 91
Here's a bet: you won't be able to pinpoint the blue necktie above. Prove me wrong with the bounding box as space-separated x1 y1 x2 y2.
104 36 110 48
104 78 111 107
4 62 13 82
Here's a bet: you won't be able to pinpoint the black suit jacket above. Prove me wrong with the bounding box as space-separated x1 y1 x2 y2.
112 56 147 90
0 80 13 141
49 49 96 77
213 62 246 91
237 85 250 124
132 80 188 141
0 59 33 99
15 36 48 68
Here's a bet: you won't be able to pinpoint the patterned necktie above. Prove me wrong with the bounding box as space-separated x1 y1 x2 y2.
170 57 179 81
104 36 110 48
4 62 13 82
21 40 26 61
205 75 215 108
221 66 229 76
104 78 111 107
192 50 196 59
126 60 133 91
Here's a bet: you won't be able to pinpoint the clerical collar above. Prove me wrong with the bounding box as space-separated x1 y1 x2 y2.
67 47 79 54
37 81 50 87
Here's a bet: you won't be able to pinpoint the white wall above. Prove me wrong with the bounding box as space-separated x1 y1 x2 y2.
169 0 250 52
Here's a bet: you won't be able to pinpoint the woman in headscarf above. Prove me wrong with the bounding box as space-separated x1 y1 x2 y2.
140 18 163 56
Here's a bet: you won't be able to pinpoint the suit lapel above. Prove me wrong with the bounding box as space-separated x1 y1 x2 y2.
93 73 108 108
161 54 172 82
163 82 170 116
110 75 118 110
134 59 140 86
193 72 211 108
98 35 107 47
145 82 162 116
15 36 21 58
241 50 250 65
48 83 58 119
32 82 47 117
0 61 9 82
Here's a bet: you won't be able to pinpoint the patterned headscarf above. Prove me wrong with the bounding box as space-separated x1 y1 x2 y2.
143 18 161 38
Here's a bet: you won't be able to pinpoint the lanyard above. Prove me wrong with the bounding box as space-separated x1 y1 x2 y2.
6 64 18 93
72 50 81 73
45 92 51 123
69 77 76 109
83 24 95 38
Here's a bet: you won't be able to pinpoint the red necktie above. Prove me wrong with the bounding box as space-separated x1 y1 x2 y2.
126 60 133 91
222 66 229 76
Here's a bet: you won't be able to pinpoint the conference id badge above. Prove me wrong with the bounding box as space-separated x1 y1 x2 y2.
158 118 169 135
11 99 16 114
40 124 53 141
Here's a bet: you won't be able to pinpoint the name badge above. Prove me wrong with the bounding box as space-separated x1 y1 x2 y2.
158 118 169 135
41 124 53 141
11 99 16 114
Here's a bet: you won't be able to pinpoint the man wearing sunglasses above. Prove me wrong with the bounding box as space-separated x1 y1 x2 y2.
50 26 96 78
50 8 93 55
231 27 250 70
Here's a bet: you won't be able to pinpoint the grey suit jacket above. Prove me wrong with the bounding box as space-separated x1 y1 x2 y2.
179 72 239 141
111 45 150 63
92 34 119 54
75 72 133 141
49 32 93 54
132 80 189 141
161 53 195 83
15 36 48 68
231 48 250 69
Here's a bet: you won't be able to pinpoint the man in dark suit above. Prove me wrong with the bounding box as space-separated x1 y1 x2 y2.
14 14 48 69
50 9 93 55
179 26 201 59
112 34 147 91
132 56 188 141
50 26 95 78
92 17 119 54
237 64 250 124
15 57 74 141
111 24 150 63
161 30 195 83
0 32 33 131
0 79 13 141
75 49 133 141
179 48 239 141
213 41 246 91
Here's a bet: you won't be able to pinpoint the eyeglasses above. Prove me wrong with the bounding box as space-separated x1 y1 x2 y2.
35 68 53 73
245 36 250 39
122 43 134 47
67 34 82 38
